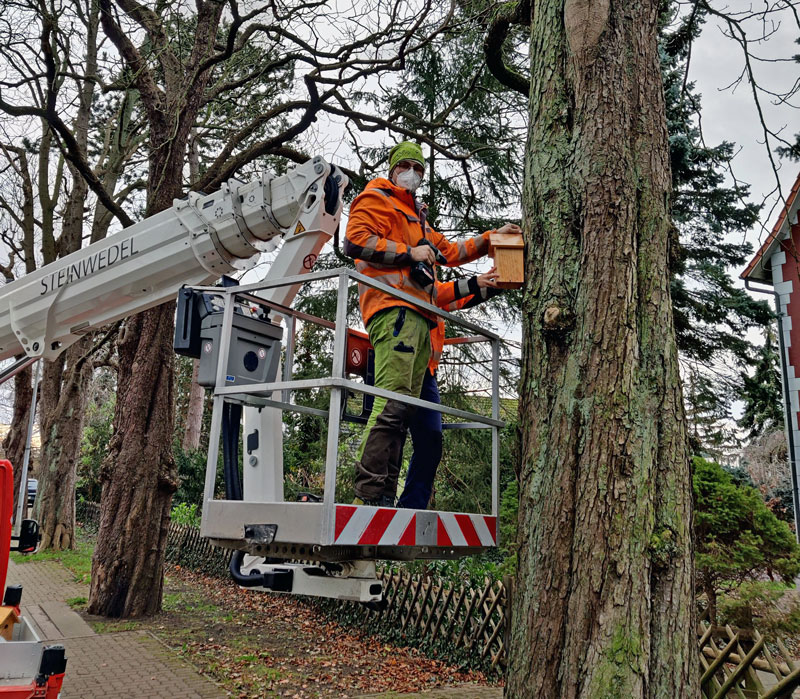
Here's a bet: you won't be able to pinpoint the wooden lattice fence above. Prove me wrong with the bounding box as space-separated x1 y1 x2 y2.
163 520 233 577
698 608 800 699
77 500 231 576
76 500 800 693
364 568 510 671
76 500 101 534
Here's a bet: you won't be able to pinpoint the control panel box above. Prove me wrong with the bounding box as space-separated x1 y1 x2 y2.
198 311 282 388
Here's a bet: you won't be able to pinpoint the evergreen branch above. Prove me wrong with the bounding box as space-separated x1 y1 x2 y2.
434 68 484 125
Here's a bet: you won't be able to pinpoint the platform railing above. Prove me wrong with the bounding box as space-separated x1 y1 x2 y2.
196 268 503 548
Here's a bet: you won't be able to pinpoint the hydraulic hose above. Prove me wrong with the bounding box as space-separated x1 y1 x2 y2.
229 551 264 587
229 550 293 591
222 402 243 501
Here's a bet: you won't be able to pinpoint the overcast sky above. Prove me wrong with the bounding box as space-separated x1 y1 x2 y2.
689 3 799 256
3 3 798 419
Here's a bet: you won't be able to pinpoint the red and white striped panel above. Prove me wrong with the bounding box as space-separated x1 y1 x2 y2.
333 505 496 548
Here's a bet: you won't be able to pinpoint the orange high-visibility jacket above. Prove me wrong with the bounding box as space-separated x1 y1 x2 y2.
429 277 498 371
344 177 493 331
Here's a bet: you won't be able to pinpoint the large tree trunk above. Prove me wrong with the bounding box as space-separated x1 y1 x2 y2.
88 143 183 618
182 360 205 452
33 156 91 551
33 0 100 550
34 339 93 550
87 304 178 617
2 363 33 519
32 165 90 552
87 0 225 618
507 1 696 697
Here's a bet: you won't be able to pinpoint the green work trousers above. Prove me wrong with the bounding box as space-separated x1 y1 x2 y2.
355 307 431 501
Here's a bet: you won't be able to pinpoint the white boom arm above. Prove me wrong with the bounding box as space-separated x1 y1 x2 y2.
0 155 347 362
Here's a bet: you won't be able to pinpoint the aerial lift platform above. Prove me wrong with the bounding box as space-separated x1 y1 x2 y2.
182 268 503 604
0 154 503 609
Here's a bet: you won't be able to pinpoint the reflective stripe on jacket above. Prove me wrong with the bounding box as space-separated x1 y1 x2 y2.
344 177 492 328
428 277 499 371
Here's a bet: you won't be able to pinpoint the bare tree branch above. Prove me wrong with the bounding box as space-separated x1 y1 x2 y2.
98 0 165 129
483 0 531 96
194 76 322 191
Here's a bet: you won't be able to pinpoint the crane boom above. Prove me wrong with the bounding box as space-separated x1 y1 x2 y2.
0 156 346 362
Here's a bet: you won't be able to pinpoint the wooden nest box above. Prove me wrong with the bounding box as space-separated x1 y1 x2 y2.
0 605 20 641
489 232 524 289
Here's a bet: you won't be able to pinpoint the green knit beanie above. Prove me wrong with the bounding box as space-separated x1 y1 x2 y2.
388 141 425 172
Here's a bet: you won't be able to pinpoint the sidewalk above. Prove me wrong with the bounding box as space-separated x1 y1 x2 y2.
7 557 503 698
7 558 225 699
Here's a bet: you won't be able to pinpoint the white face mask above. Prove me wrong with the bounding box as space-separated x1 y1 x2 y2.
395 169 422 193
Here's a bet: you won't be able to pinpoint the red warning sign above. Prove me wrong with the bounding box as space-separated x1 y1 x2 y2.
303 254 317 270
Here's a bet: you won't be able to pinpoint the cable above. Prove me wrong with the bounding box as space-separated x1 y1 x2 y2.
222 402 243 501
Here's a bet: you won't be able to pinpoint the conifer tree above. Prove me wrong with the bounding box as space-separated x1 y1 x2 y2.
739 327 783 440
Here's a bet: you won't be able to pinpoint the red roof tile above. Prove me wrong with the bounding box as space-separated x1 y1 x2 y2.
741 171 800 281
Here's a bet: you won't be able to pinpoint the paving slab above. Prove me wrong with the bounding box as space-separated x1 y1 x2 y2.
8 558 88 603
58 631 224 699
20 603 62 640
40 600 95 638
7 559 226 699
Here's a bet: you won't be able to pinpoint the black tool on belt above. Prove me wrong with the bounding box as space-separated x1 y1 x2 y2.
410 204 446 289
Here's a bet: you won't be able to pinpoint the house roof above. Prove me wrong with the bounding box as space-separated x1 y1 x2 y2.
741 171 800 284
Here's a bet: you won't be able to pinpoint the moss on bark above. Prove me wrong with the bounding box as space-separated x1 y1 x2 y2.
506 1 696 696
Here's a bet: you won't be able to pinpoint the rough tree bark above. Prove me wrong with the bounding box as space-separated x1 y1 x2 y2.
33 167 92 551
34 339 93 549
507 1 696 696
87 0 226 617
182 360 205 452
2 364 33 518
30 0 101 550
88 303 178 616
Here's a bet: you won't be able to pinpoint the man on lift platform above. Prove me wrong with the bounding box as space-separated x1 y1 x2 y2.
344 141 521 507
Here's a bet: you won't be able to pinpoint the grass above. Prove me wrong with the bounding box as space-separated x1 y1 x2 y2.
91 619 140 634
10 536 94 585
162 592 182 611
256 667 284 682
66 596 88 610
